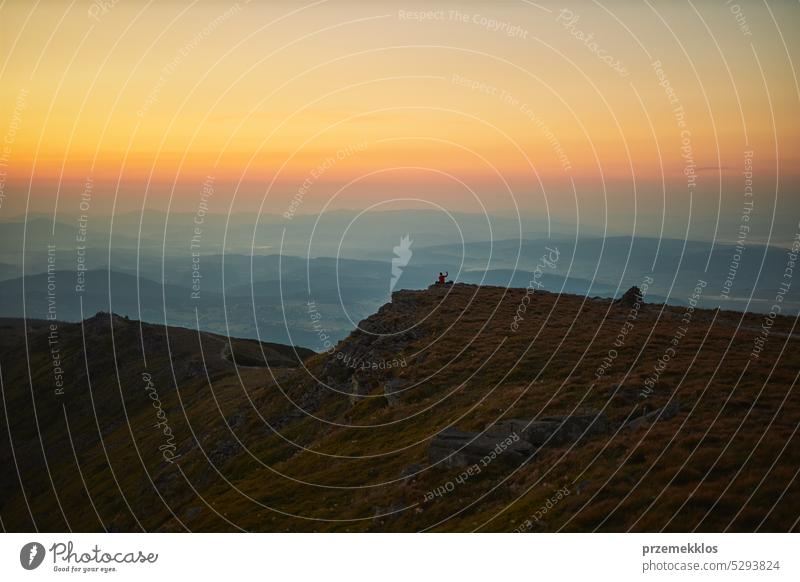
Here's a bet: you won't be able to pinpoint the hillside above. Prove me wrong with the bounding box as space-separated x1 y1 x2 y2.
1 284 798 532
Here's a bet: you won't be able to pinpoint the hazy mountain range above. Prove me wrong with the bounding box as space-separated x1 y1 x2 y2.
1 210 797 347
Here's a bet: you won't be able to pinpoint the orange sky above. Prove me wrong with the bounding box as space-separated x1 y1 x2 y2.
1 0 798 225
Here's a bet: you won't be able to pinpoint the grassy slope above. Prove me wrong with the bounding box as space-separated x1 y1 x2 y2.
1 284 798 532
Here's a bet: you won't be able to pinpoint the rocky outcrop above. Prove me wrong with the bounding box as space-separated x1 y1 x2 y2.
615 286 643 307
429 411 609 469
428 427 534 469
485 411 609 446
319 291 420 405
349 372 374 403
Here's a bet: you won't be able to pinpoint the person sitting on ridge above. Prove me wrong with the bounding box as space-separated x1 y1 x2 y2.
437 271 448 285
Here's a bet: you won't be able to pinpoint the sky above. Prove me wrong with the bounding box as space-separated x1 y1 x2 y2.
1 0 799 240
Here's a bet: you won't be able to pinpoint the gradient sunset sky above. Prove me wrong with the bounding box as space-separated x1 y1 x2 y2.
1 0 798 238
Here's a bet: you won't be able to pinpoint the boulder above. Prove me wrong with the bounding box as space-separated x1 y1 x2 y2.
615 286 643 307
485 411 608 447
428 427 534 469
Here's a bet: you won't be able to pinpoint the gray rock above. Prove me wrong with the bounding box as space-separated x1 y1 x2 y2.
428 427 534 469
625 400 680 430
384 378 405 406
349 372 376 403
486 411 608 447
399 463 423 483
615 286 643 307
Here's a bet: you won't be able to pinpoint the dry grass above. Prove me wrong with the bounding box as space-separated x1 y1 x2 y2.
1 285 798 532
